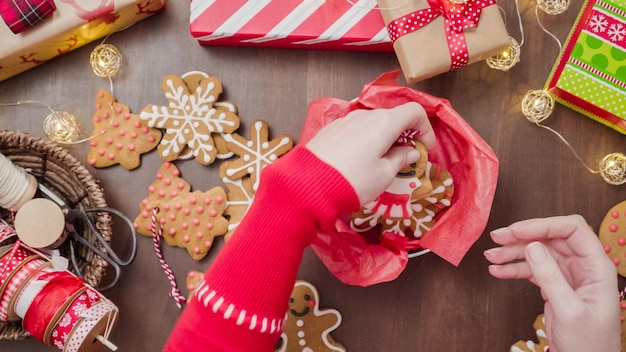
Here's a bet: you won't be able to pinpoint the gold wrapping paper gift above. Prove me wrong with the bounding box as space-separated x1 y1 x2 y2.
377 0 509 83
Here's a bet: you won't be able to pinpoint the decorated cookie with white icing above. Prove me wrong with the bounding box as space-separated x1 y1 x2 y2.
140 71 240 165
350 141 453 239
221 120 293 191
275 280 345 352
511 314 549 352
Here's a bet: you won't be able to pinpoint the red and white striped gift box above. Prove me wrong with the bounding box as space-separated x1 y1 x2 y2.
189 0 393 52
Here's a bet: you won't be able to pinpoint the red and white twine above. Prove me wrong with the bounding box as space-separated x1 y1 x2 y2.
150 208 186 308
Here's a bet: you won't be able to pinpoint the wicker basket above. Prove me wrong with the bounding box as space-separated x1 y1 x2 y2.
0 130 111 341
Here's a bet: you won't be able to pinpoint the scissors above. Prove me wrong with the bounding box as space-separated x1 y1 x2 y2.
37 183 137 291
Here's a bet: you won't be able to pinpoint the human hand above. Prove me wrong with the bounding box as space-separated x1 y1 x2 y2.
305 102 435 205
484 215 621 352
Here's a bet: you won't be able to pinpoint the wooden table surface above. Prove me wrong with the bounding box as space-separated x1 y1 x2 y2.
2 0 626 351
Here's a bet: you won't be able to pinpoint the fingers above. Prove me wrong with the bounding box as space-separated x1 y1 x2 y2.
524 241 581 314
383 146 421 173
489 215 589 246
390 102 436 150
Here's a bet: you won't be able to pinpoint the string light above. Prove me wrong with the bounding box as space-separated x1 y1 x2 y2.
537 0 570 15
42 110 81 144
486 36 521 71
599 153 626 186
492 0 624 185
90 43 122 78
521 90 554 123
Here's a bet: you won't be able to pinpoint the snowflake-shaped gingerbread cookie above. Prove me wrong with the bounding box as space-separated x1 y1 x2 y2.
221 120 293 191
87 89 161 170
221 174 256 241
511 314 549 352
140 71 240 165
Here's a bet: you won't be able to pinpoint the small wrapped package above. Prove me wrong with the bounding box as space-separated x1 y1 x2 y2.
376 0 509 83
299 70 499 286
0 0 165 81
545 0 626 134
190 0 393 52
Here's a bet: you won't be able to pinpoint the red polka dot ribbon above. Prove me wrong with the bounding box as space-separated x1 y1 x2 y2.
0 0 56 34
386 0 497 71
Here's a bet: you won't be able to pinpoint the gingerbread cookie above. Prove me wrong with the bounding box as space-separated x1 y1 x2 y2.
599 200 626 277
276 280 345 352
222 174 256 241
185 270 205 301
140 71 240 165
133 162 192 236
221 120 293 191
158 188 228 260
511 314 549 352
350 141 454 239
87 89 161 169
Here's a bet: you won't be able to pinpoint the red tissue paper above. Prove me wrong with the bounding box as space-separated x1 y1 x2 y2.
299 70 499 286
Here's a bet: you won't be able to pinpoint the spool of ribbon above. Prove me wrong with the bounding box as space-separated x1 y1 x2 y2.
0 256 45 322
385 0 496 70
14 198 68 249
0 0 56 34
0 151 38 211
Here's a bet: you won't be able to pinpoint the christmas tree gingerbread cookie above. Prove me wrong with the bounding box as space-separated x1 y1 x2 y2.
276 280 346 352
87 89 161 169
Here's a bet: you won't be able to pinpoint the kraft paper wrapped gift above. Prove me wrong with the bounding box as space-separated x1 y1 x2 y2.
377 0 510 83
545 0 626 134
190 0 393 52
0 0 165 81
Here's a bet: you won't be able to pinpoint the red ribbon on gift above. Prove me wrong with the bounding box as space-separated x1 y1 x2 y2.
0 0 56 34
386 0 496 70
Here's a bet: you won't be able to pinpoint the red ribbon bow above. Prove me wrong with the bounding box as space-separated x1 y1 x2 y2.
386 0 497 70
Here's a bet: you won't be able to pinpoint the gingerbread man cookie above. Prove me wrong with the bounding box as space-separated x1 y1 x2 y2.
511 314 549 352
140 71 240 165
599 200 626 277
133 162 192 236
350 141 453 239
87 89 161 169
158 188 228 260
275 280 346 352
221 120 293 191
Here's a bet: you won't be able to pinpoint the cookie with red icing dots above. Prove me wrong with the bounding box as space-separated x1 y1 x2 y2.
510 314 549 352
133 162 192 237
158 188 228 260
275 280 345 352
185 270 205 301
87 89 161 170
599 200 626 277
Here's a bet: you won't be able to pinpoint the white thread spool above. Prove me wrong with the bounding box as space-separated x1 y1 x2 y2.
14 198 67 249
0 152 37 210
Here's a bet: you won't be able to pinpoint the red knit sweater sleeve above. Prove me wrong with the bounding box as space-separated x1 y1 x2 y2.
163 146 360 352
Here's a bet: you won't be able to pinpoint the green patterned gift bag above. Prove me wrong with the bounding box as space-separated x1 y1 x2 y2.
546 0 626 134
